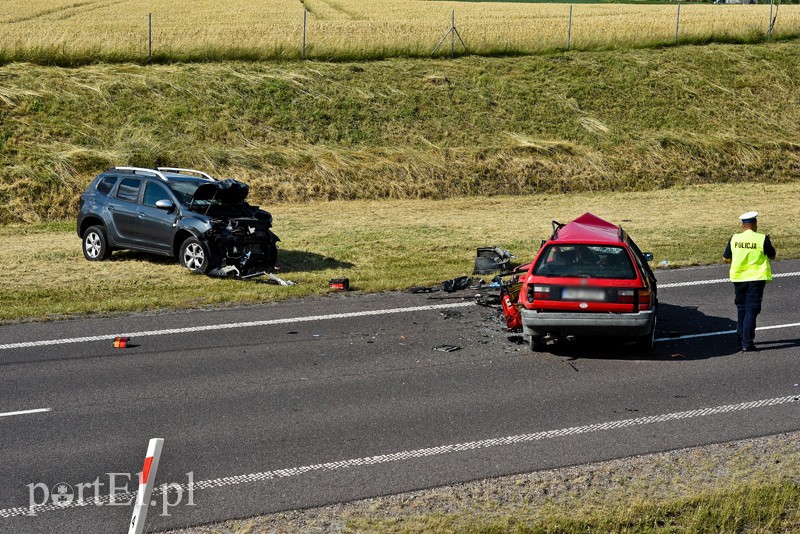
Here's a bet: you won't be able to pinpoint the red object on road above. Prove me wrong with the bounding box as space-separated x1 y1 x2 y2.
113 336 129 348
500 283 522 331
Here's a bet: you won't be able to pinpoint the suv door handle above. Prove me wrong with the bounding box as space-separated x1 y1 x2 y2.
138 212 146 218
107 205 115 211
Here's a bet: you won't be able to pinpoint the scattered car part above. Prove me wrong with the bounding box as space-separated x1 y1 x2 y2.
264 273 297 286
473 247 514 275
329 278 350 291
432 345 461 352
442 276 472 292
113 337 130 348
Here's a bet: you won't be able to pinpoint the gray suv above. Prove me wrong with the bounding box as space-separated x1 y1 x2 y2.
77 167 279 276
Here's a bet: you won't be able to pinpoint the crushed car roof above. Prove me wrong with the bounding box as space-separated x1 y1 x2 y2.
554 213 623 243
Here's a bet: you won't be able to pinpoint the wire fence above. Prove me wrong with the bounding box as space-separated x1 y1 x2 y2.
2 2 799 64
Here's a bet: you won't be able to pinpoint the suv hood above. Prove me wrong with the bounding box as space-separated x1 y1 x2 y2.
191 179 249 204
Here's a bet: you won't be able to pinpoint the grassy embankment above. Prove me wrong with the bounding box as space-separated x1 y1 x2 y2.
2 40 800 224
2 0 799 65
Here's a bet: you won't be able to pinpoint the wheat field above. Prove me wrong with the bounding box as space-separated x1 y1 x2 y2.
1 0 799 62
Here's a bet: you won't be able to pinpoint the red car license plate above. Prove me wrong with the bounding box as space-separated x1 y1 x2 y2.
562 288 605 301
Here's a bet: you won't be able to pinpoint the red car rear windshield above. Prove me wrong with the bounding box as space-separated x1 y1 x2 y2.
533 244 637 279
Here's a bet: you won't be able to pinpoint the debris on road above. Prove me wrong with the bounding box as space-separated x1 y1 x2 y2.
113 336 130 348
442 276 472 293
433 345 461 352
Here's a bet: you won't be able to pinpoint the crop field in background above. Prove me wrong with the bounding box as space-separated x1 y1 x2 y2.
1 0 800 63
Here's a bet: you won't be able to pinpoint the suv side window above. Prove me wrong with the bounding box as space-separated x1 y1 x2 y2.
116 178 141 203
96 176 118 196
143 182 171 207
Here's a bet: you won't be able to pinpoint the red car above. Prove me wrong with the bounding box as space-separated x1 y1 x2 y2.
518 213 657 352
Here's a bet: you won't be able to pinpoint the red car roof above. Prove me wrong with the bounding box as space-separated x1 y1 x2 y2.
554 213 622 243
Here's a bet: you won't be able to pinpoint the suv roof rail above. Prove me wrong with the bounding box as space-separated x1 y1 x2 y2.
157 167 216 181
113 166 169 182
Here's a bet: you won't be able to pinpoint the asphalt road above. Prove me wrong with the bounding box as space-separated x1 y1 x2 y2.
1 261 799 533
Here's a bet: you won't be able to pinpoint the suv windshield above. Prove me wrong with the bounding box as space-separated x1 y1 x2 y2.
533 244 636 279
167 181 202 205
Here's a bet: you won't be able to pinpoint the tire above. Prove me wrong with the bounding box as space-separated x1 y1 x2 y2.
634 316 657 352
82 225 111 261
529 336 545 352
179 237 212 273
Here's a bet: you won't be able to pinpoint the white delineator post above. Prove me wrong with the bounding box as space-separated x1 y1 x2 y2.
128 438 164 534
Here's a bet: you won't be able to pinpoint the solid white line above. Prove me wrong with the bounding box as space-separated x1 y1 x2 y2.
2 395 797 519
659 271 800 289
655 321 800 343
0 408 51 418
0 302 476 351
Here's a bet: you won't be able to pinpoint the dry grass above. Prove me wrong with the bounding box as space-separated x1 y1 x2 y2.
2 182 799 322
1 0 800 63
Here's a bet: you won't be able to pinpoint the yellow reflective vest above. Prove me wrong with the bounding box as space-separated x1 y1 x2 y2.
729 230 772 282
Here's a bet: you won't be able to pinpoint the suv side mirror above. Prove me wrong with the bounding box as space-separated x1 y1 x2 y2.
155 199 175 211
642 252 654 262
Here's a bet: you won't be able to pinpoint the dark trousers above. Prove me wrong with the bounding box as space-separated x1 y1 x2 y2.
733 281 765 349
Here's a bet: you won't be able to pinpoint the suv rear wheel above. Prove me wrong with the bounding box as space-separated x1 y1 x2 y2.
179 237 212 273
82 226 111 261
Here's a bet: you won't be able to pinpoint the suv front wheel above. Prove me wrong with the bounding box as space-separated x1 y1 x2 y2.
82 226 111 261
179 236 213 273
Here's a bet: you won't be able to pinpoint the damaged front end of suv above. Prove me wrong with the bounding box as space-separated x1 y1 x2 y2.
183 179 280 278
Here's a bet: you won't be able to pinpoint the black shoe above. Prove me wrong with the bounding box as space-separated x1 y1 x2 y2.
741 345 758 352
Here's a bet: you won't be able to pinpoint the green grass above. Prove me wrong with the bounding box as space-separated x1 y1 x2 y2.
2 183 799 322
2 39 800 224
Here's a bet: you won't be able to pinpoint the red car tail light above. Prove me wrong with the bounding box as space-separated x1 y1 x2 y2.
638 289 652 310
527 285 551 303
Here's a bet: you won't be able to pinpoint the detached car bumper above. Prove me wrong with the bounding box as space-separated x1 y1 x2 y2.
520 309 655 337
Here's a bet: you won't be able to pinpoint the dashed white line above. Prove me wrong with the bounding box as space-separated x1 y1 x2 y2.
0 408 51 419
659 271 800 289
2 395 797 519
0 302 475 351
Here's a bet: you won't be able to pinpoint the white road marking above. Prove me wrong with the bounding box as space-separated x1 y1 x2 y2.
659 271 800 289
0 408 51 419
1 394 797 519
655 321 800 343
0 302 476 351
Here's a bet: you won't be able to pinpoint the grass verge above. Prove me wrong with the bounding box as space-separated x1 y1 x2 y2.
2 182 799 322
170 432 800 533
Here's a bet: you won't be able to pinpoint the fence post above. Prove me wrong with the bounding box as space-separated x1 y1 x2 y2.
675 2 681 45
148 13 152 64
302 8 307 59
567 4 573 51
451 9 455 58
768 0 774 40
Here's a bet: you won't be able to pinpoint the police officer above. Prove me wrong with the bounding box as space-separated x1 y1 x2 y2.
722 211 776 352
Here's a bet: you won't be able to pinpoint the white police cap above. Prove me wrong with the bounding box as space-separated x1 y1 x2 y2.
739 211 758 222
